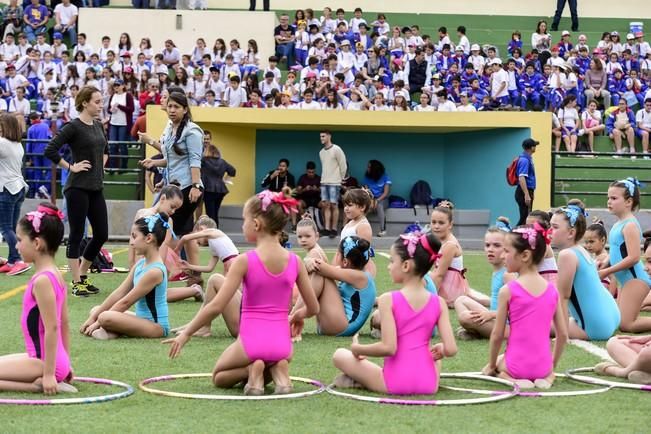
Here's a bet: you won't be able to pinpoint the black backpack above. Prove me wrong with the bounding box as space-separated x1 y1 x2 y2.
409 180 433 215
78 238 114 273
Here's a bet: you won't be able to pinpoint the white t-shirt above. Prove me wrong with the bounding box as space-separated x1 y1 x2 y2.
223 86 247 107
558 107 579 129
110 92 128 126
295 100 321 110
491 68 509 98
437 100 457 112
457 104 477 112
54 3 78 26
581 110 602 128
414 104 435 112
458 35 470 55
636 108 651 129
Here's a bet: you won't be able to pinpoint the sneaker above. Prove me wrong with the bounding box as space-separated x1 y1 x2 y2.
319 229 330 237
170 271 189 282
7 261 32 276
328 229 337 239
71 281 91 297
377 230 387 237
643 156 651 160
79 275 100 294
631 155 637 160
38 186 51 201
0 262 12 273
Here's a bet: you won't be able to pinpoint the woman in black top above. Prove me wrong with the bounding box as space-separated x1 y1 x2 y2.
45 86 109 298
201 143 236 228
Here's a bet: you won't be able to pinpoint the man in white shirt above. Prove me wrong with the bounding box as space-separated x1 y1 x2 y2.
318 130 347 237
436 90 457 112
295 89 321 110
33 33 51 56
259 71 280 98
53 0 78 44
636 98 651 158
8 86 30 118
4 64 28 97
490 58 509 105
457 26 470 55
222 75 247 107
0 33 20 62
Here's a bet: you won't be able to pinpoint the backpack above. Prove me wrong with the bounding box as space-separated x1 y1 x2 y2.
409 180 433 215
79 238 114 273
388 195 409 208
506 156 519 186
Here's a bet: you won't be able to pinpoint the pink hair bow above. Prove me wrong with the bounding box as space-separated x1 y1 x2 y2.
257 190 299 215
399 231 422 257
25 205 64 233
513 222 551 250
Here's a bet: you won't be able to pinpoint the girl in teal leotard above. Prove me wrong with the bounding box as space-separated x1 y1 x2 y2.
80 213 172 340
551 200 620 341
455 218 516 340
599 178 651 333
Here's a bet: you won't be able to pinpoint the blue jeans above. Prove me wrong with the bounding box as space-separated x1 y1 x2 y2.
23 24 47 44
0 188 26 263
275 42 295 67
109 124 129 169
54 24 77 47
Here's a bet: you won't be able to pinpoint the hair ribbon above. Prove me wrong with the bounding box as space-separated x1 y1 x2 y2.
257 190 298 215
26 205 64 233
561 204 588 227
619 177 642 197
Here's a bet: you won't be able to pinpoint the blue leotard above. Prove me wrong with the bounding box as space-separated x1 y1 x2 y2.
567 247 620 340
337 271 377 337
490 268 506 311
608 218 651 287
424 274 438 295
133 259 170 336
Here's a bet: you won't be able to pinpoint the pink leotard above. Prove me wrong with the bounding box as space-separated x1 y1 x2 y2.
21 271 71 382
504 280 559 381
239 250 298 363
383 291 440 395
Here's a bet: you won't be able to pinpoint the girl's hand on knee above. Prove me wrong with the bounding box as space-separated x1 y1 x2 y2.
163 333 190 359
430 343 444 361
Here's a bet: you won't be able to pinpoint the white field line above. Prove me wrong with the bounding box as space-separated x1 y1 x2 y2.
569 339 613 362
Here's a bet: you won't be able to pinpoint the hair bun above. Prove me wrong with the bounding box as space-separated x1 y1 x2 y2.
438 200 454 210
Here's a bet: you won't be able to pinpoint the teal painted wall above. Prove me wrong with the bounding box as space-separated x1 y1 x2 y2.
256 128 530 222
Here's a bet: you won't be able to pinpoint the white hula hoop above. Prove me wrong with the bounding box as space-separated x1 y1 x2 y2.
442 372 612 397
139 373 326 400
566 367 651 392
0 377 135 406
325 373 519 406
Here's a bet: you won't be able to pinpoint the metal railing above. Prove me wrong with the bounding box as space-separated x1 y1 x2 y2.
21 140 146 202
551 150 651 205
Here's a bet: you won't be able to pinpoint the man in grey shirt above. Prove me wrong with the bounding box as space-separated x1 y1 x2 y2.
318 130 346 238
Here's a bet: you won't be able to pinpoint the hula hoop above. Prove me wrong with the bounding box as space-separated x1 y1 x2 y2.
442 372 612 398
0 377 134 406
139 373 326 400
566 367 651 392
325 373 519 406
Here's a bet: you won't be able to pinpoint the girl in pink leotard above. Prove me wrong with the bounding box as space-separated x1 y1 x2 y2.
166 189 319 396
483 222 568 389
0 203 74 395
332 232 457 395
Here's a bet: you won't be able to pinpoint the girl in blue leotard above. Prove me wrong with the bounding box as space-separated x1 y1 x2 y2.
307 236 376 336
80 213 171 339
600 178 651 333
455 218 516 340
551 200 620 340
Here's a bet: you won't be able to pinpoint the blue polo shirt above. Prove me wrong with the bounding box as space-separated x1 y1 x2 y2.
516 152 536 190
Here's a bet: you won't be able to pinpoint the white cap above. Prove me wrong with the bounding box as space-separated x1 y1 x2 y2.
551 57 565 68
470 43 480 51
627 33 635 40
339 39 351 46
561 30 570 36
395 90 409 99
319 70 329 78
491 58 502 65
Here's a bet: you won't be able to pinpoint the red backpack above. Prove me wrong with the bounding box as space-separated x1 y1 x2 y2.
506 157 519 186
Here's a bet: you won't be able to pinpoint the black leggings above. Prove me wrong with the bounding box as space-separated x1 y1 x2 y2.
173 186 202 237
515 186 534 227
65 188 109 260
203 191 226 228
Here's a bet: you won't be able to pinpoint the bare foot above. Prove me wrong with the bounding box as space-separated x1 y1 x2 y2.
192 284 204 302
514 379 535 389
534 378 552 389
244 360 265 395
269 359 292 392
292 334 302 343
332 373 360 389
91 328 119 340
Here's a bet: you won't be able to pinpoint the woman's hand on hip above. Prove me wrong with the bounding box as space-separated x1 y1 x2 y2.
69 160 91 173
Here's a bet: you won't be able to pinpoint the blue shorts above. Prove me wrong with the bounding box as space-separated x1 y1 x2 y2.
320 184 340 204
636 128 649 139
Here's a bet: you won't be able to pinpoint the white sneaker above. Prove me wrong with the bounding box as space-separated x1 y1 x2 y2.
578 129 585 136
377 230 386 237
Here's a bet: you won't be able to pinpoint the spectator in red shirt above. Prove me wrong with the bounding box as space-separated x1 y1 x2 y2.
138 78 161 115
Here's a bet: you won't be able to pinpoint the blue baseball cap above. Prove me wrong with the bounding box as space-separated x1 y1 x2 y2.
53 32 63 40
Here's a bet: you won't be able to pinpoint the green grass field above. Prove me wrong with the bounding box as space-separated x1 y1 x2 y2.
1 244 649 433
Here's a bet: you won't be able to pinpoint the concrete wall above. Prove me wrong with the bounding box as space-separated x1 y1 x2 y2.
77 9 276 68
255 128 529 224
102 0 651 19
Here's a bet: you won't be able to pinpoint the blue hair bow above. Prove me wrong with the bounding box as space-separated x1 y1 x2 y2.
144 213 170 233
561 204 588 227
496 220 511 232
619 177 642 197
342 236 369 261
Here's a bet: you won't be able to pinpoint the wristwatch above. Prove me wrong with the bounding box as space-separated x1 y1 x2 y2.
192 183 204 191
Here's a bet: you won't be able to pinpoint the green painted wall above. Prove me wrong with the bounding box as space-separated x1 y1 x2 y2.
256 128 530 222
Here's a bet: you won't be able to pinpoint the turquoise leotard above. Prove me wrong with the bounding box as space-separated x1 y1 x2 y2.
608 218 651 287
424 274 438 295
567 247 620 340
490 268 506 311
337 271 377 337
133 259 170 336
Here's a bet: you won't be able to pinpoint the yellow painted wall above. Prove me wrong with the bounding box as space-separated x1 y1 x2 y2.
147 108 552 210
78 9 276 68
101 0 651 19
